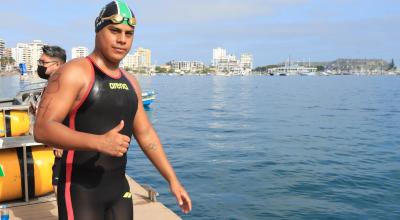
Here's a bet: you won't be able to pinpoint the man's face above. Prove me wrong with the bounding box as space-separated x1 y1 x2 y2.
96 23 134 63
38 53 60 76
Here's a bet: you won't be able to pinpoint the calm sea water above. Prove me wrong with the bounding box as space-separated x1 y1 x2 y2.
1 75 400 220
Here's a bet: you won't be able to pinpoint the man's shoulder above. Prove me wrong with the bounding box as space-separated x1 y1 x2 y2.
58 58 91 78
49 58 92 88
63 57 90 72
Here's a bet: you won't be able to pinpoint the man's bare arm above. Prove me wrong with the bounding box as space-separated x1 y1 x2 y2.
126 74 192 213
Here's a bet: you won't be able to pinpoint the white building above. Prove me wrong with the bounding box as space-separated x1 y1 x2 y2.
28 40 46 72
212 47 254 74
215 54 242 74
240 53 253 73
122 47 152 71
212 47 227 66
135 47 151 67
123 53 136 68
9 40 46 72
71 46 88 59
11 43 29 66
0 39 5 57
168 60 204 73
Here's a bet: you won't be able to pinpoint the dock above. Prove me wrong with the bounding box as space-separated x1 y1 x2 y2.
0 135 182 220
5 176 182 220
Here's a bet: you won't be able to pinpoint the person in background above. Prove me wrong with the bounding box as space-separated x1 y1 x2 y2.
35 45 66 195
34 1 191 219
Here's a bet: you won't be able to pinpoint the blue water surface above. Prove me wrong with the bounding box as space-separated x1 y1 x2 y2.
1 75 400 220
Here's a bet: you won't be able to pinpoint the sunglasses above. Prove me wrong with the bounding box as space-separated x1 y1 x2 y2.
101 14 136 27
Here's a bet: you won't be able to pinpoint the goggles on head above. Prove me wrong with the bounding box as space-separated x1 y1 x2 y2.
101 14 136 27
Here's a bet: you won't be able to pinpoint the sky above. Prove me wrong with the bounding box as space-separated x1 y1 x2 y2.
1 0 399 67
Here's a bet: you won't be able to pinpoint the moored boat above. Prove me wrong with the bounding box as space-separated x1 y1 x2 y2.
142 90 156 107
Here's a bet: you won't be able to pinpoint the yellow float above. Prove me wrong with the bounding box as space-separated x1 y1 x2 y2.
0 110 30 137
0 146 54 202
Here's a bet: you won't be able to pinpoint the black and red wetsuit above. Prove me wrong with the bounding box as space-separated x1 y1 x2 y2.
57 57 138 220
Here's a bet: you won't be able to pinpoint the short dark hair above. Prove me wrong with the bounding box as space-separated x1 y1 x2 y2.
42 45 67 63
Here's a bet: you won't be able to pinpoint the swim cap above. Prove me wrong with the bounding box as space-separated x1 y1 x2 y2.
95 0 136 33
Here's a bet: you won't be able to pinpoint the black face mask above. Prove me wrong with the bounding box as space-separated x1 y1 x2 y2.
37 65 50 80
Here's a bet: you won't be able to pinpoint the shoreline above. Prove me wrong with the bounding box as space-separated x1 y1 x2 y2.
1 71 399 78
0 71 20 77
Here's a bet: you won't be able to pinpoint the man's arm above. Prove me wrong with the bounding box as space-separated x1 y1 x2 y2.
127 75 192 214
34 59 130 157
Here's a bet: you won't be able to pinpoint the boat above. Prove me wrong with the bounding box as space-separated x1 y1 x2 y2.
142 90 156 107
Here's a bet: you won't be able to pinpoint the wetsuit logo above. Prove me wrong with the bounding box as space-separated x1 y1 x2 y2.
109 83 129 90
123 192 132 198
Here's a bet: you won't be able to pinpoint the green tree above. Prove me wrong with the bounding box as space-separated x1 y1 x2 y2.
9 57 15 65
0 57 15 66
155 66 167 73
316 65 325 72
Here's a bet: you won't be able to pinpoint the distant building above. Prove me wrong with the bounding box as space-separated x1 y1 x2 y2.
212 47 254 75
215 54 241 74
240 53 253 73
11 43 29 67
167 60 204 73
212 47 227 66
123 53 136 69
1 48 14 71
0 39 5 57
71 46 88 59
23 40 46 72
122 47 152 71
9 40 47 72
135 47 151 67
3 48 12 58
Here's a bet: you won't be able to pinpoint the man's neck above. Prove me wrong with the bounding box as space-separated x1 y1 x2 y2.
89 51 120 72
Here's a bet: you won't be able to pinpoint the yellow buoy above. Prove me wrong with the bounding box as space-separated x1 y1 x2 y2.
0 146 55 202
0 110 30 137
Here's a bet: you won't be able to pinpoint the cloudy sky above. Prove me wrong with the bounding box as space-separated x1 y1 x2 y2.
1 0 399 66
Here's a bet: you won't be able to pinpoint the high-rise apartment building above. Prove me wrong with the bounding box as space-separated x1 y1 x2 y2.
122 47 152 70
0 39 5 57
28 40 46 72
10 40 46 72
212 47 227 66
11 43 28 66
240 53 253 72
168 60 204 73
135 47 151 67
71 46 88 59
212 47 254 74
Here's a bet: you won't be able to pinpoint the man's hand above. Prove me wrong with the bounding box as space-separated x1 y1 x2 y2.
170 180 192 214
97 120 131 157
53 148 63 158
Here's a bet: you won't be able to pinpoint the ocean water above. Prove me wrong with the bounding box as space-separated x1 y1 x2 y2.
1 75 400 220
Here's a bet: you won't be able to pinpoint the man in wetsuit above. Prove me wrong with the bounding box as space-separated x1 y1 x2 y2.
35 45 66 195
33 1 192 220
